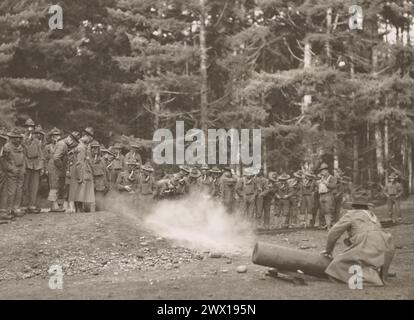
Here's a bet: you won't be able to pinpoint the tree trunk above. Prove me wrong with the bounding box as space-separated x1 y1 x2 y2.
408 141 412 193
367 121 372 186
375 123 385 183
384 118 389 184
353 132 359 184
199 0 208 133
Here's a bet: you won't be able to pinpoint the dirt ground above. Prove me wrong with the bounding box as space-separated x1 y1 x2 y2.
0 198 414 300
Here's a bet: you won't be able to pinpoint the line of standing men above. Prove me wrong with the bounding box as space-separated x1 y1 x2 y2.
151 162 353 230
0 119 156 221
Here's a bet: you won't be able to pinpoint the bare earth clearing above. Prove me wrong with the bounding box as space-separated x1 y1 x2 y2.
0 199 413 300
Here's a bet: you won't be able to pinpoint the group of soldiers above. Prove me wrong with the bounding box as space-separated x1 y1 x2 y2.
0 119 156 221
0 119 404 228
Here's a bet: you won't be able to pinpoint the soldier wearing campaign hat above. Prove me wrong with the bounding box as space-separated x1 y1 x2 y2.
125 141 143 168
0 129 11 221
90 140 109 211
108 142 125 185
22 122 45 213
48 131 80 212
383 172 403 223
301 172 317 228
317 163 337 229
116 159 140 193
236 167 260 222
219 166 238 214
138 164 156 204
198 164 213 194
274 173 293 228
2 128 25 216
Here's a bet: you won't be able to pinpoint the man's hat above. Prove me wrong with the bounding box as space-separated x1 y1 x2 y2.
189 168 201 178
70 131 81 142
83 127 94 138
278 173 290 181
7 128 23 138
210 166 222 174
293 170 303 179
90 140 100 148
142 164 154 172
388 172 398 179
223 166 232 172
112 142 122 149
126 160 140 166
0 128 8 140
101 148 115 157
243 167 256 176
34 125 45 135
334 168 344 176
24 118 35 127
131 142 140 149
305 172 316 179
49 127 62 136
179 165 191 174
200 164 209 170
268 172 278 182
318 163 329 171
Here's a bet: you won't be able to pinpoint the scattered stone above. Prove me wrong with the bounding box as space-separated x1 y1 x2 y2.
222 269 229 273
299 245 310 250
236 265 247 273
226 259 232 264
140 242 148 246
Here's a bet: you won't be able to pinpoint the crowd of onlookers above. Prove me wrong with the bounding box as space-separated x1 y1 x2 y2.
0 118 404 228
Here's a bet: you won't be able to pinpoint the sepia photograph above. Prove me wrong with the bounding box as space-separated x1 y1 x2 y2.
0 0 413 305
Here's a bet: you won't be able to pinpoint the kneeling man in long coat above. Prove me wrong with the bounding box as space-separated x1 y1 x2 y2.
322 201 395 286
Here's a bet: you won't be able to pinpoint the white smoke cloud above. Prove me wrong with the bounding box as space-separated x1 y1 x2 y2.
143 193 256 254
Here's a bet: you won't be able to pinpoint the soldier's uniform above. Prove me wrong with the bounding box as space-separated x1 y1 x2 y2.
260 172 278 228
301 173 316 227
317 163 337 229
288 172 303 227
124 143 142 168
22 130 44 212
275 174 293 228
48 137 70 211
90 141 109 211
383 174 403 222
255 173 269 221
73 129 96 210
116 163 141 193
209 167 222 198
2 129 26 216
108 143 125 185
236 168 259 221
187 168 201 194
66 150 77 212
219 168 237 213
0 131 11 220
198 165 213 194
138 165 156 211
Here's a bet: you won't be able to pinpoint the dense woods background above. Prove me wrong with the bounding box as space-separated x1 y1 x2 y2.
1 0 414 191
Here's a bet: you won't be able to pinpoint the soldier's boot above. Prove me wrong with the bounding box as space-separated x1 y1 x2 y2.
0 209 13 222
50 201 65 212
13 207 25 217
68 201 76 213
